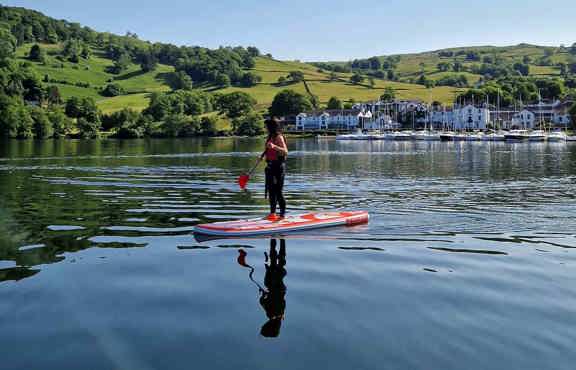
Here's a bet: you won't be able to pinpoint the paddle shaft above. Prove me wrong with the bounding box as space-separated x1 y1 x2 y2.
248 154 265 176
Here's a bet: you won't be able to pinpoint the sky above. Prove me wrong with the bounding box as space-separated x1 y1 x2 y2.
5 0 576 61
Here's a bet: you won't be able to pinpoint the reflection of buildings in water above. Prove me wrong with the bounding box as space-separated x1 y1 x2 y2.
237 239 287 338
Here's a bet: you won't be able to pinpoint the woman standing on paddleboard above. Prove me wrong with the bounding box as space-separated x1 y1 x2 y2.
261 118 288 220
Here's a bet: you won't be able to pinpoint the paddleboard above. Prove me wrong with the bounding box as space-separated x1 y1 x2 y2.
194 211 369 237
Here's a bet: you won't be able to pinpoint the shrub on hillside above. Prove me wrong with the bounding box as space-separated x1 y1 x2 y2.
28 44 45 62
101 83 126 97
239 72 261 87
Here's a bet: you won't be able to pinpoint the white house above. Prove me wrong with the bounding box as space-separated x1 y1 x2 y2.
554 112 571 127
524 100 573 127
511 109 536 129
295 110 372 131
430 109 455 128
452 105 490 130
428 105 489 130
364 114 397 130
489 110 517 129
552 101 572 127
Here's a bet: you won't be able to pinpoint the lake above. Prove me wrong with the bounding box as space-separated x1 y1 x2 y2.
1 138 576 370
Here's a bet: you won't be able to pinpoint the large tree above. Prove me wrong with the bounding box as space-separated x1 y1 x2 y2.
240 72 262 87
269 90 313 117
0 28 17 61
380 87 396 102
288 71 304 83
139 51 158 72
29 44 45 62
437 62 451 72
31 107 53 139
350 72 364 85
368 56 381 70
513 62 530 76
233 112 264 136
217 92 256 118
327 96 343 110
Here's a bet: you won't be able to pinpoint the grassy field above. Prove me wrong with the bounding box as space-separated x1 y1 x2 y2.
15 43 573 114
16 43 173 113
97 93 153 114
16 44 467 113
329 44 573 84
212 57 464 108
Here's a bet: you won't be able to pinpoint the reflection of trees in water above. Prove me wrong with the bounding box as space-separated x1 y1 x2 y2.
3 137 576 285
0 233 146 284
0 267 40 282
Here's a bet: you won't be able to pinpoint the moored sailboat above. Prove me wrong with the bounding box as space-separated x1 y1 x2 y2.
528 130 546 142
504 130 530 141
547 131 567 142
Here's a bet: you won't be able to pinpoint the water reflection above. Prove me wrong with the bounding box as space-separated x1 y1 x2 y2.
237 239 287 338
3 139 576 369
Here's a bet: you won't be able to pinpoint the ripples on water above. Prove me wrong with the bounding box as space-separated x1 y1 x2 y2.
1 138 576 370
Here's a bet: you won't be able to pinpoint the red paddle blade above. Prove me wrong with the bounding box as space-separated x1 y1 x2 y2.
238 174 249 189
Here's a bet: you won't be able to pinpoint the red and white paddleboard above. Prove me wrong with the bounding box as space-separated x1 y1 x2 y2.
194 211 369 237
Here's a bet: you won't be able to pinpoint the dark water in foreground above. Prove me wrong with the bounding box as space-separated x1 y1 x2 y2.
2 138 576 370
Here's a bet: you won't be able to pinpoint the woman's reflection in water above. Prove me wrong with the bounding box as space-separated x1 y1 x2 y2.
237 239 287 338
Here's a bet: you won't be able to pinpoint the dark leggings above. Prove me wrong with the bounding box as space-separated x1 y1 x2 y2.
265 161 286 215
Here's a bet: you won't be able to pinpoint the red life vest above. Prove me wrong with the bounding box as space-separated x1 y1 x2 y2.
265 135 285 161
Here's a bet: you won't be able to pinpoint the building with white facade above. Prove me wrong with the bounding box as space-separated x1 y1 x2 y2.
428 105 490 130
452 105 490 130
552 101 573 127
430 109 455 128
523 100 573 127
510 109 536 129
295 110 372 131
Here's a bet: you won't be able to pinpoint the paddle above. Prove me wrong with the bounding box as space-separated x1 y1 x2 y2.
238 156 262 189
237 249 266 292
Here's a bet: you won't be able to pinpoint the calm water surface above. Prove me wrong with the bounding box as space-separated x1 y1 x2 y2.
1 138 576 370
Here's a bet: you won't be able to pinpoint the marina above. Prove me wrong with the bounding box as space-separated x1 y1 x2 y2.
334 129 572 142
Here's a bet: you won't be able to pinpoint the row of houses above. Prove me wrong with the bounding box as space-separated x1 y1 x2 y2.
295 110 373 130
430 100 572 130
294 99 573 131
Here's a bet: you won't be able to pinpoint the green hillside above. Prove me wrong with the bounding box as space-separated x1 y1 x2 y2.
15 43 173 113
214 56 464 108
390 44 568 79
16 42 465 115
6 5 574 117
320 44 574 88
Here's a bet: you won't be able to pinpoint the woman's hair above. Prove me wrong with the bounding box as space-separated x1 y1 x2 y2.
265 117 282 139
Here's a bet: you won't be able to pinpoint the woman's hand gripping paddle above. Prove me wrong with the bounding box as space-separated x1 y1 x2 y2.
238 156 262 189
